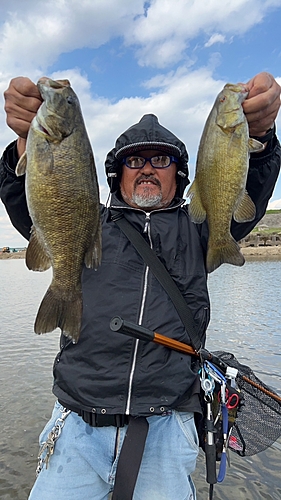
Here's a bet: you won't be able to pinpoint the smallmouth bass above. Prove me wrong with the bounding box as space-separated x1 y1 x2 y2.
187 83 264 273
16 77 101 342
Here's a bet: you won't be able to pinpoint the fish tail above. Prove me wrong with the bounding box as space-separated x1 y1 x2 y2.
207 237 245 273
34 286 83 342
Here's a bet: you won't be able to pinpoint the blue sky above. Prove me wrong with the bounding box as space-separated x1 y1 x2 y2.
0 0 281 247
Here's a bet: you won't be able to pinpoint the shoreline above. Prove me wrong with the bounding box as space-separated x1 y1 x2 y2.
1 247 281 261
241 245 281 260
0 250 27 259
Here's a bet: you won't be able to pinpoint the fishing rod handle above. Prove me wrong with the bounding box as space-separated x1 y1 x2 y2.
110 316 155 342
205 443 217 485
205 401 217 485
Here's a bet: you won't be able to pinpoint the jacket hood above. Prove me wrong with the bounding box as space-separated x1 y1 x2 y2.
105 114 190 197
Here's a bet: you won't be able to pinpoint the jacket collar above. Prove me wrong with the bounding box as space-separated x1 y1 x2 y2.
109 192 186 212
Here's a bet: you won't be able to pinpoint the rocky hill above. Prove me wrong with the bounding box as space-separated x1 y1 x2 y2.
256 212 281 229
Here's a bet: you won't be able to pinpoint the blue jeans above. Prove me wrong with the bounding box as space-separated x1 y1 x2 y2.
29 401 199 500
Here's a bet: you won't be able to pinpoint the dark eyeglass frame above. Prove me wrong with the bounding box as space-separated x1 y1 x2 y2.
122 155 179 169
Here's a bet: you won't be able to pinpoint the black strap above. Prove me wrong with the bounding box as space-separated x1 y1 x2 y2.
110 209 202 351
112 417 149 500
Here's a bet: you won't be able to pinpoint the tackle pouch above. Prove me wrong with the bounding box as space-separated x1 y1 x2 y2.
195 359 244 499
211 383 241 459
195 363 243 461
195 380 242 459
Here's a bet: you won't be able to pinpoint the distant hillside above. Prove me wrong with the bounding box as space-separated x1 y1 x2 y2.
257 210 281 229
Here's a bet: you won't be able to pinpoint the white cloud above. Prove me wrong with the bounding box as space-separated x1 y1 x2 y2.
205 34 226 47
268 199 281 210
123 0 279 67
0 0 144 77
0 0 280 75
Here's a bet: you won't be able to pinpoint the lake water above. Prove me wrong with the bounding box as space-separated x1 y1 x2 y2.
0 258 281 499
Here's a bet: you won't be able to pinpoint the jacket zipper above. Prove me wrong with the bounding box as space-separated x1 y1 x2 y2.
125 212 151 414
110 202 185 414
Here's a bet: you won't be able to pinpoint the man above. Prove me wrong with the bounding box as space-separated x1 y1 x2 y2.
0 73 280 500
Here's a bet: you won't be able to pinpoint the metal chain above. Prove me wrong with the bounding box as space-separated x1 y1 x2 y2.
36 407 71 476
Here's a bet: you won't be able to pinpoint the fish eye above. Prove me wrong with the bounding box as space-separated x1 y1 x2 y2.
220 96 226 102
66 96 75 104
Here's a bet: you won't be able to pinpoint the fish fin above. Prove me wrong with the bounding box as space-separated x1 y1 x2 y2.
233 191 256 223
84 220 102 269
26 227 52 271
34 286 83 343
207 237 245 273
15 152 27 176
248 138 264 153
187 180 206 224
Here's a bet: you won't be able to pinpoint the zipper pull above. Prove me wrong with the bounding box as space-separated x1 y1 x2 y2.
143 213 150 233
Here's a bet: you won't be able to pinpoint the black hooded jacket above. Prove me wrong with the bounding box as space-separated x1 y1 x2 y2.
0 116 280 416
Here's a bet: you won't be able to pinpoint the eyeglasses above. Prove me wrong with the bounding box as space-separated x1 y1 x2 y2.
122 155 178 169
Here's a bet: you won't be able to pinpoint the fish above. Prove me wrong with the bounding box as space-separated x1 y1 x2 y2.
187 83 264 273
16 77 102 342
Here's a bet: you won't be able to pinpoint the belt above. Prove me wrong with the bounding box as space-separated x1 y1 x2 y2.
79 410 130 427
58 401 129 427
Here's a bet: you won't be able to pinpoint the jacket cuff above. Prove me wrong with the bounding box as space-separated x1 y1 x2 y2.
1 140 19 174
249 124 278 162
250 123 276 144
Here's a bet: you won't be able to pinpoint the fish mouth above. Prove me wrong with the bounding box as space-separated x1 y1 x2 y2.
37 77 70 90
35 117 51 136
36 78 71 107
38 123 50 136
34 112 52 137
225 83 249 94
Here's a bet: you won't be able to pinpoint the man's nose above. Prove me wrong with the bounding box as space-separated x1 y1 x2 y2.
141 159 155 173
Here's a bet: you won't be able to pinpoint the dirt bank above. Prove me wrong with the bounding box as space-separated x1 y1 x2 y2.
0 250 26 259
241 245 281 260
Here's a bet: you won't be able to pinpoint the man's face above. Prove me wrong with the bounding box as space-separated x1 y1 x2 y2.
120 150 177 210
